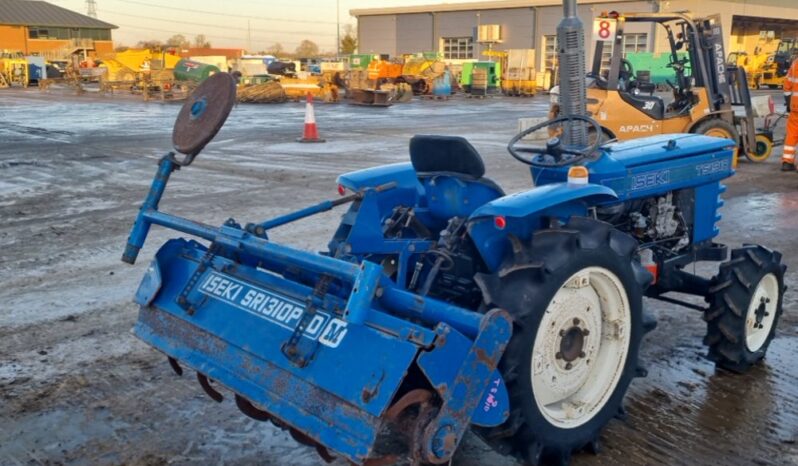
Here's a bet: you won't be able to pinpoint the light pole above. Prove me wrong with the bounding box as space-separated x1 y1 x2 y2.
336 0 340 57
476 12 481 59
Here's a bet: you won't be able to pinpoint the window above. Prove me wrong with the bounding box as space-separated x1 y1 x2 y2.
442 37 473 60
623 33 648 55
599 33 648 73
28 27 110 41
29 27 63 39
544 34 558 71
79 29 111 40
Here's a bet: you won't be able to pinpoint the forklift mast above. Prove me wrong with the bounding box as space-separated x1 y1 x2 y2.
694 15 733 113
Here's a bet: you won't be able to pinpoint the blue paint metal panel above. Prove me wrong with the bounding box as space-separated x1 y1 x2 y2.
133 240 436 463
146 245 422 418
598 150 732 201
421 176 503 220
415 310 512 459
135 310 383 462
131 235 511 463
466 183 617 271
417 323 510 428
601 133 734 167
693 182 723 243
532 134 735 203
337 162 423 205
470 183 617 219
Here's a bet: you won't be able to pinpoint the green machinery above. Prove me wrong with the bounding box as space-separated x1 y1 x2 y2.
459 61 501 93
625 52 691 88
349 54 377 70
173 59 221 83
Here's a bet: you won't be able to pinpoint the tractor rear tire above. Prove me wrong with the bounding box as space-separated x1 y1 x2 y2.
474 217 654 466
704 245 786 373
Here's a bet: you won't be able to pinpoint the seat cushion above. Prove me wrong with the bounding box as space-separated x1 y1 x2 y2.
619 92 665 120
409 135 485 178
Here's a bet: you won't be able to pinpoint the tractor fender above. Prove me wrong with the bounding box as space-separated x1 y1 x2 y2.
337 162 420 192
337 162 423 207
467 182 619 272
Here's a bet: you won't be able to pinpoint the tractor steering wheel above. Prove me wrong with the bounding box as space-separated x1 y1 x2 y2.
507 115 603 168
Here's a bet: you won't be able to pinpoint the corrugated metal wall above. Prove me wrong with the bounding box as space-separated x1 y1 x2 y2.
358 15 397 55
396 13 434 54
469 8 536 50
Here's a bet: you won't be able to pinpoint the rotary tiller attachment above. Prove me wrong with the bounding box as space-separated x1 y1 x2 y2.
123 73 514 465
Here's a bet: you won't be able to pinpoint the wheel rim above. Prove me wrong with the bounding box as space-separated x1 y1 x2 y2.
531 267 631 429
748 135 773 162
745 273 779 352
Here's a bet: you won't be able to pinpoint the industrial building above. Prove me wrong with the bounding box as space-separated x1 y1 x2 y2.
351 0 798 75
0 0 116 57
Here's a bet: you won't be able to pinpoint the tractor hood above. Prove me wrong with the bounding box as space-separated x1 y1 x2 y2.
533 133 736 201
601 133 735 167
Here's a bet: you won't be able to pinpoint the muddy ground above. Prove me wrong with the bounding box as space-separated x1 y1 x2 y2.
1 87 796 466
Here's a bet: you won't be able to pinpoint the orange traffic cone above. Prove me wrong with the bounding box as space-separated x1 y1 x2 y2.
297 92 325 143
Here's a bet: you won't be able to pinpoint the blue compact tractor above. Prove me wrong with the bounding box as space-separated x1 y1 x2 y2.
121 2 785 465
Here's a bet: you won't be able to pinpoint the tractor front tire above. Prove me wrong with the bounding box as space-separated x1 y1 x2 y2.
474 217 653 466
704 245 786 373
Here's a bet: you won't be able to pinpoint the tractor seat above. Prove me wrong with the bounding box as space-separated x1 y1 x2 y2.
409 135 504 219
410 135 486 177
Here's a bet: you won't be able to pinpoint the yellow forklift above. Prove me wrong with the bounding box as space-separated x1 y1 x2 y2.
726 50 769 89
551 12 772 163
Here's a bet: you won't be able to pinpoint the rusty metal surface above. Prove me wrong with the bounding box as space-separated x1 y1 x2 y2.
348 88 393 107
196 372 223 403
414 310 513 463
167 356 183 376
172 73 236 156
385 389 434 421
234 394 271 422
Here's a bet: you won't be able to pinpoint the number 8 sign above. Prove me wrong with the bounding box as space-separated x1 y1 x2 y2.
593 18 617 41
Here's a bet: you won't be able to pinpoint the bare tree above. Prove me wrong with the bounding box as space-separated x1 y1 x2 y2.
193 34 211 48
266 42 284 56
136 40 163 50
165 34 189 48
294 40 319 58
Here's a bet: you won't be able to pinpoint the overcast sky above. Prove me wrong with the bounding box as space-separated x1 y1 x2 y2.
47 0 487 52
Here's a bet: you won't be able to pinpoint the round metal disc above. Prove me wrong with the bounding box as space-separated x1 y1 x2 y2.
172 73 237 156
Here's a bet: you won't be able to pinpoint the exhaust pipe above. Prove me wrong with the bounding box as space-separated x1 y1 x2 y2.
557 0 589 147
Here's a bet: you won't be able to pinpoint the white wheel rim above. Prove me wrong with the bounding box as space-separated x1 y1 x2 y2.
531 267 631 429
745 273 779 352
